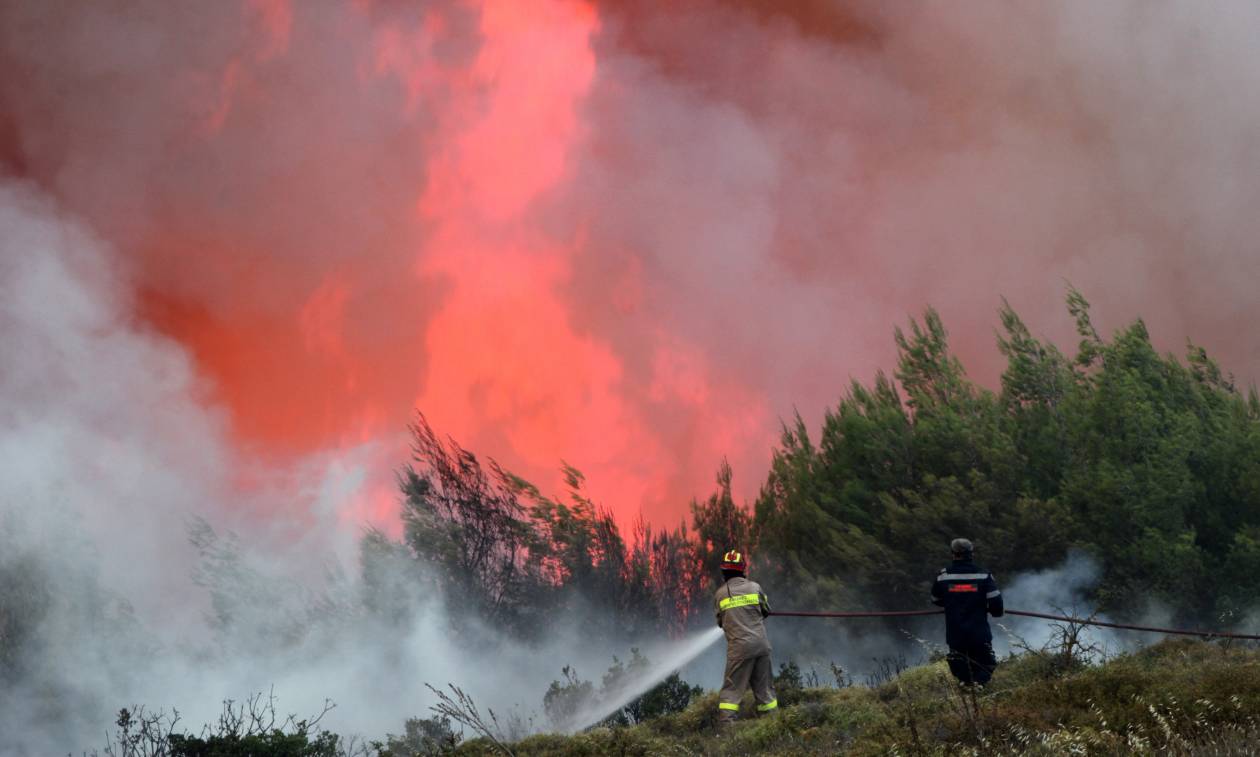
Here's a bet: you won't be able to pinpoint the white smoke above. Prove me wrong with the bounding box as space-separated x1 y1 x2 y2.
565 626 723 732
992 549 1134 654
994 552 1157 661
6 0 1260 748
750 553 1181 685
6 0 1260 530
0 182 1235 754
0 183 715 754
0 182 220 630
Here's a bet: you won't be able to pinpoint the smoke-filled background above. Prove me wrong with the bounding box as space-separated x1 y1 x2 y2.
3 0 1260 753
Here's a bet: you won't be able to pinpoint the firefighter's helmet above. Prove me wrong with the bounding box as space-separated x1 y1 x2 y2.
720 549 748 573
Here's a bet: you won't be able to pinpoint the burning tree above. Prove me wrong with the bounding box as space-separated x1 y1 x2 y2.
395 413 710 640
398 415 545 631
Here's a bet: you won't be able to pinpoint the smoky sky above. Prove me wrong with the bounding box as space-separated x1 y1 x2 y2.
7 3 1259 752
3 0 1259 531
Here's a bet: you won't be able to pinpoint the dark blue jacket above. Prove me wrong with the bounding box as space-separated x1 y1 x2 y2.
931 559 1003 648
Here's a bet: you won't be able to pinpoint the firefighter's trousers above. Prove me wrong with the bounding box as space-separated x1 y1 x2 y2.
946 643 997 685
718 653 777 720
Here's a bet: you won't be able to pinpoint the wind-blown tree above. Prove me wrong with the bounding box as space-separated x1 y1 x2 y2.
396 413 706 639
514 463 630 614
627 517 705 633
398 415 551 634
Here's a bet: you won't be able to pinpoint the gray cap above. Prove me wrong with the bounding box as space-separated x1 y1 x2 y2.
950 538 974 555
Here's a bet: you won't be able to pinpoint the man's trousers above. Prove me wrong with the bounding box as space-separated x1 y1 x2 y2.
947 643 997 685
718 653 778 721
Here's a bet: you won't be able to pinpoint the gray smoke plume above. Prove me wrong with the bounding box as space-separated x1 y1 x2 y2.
5 0 1260 751
4 0 1260 526
0 183 705 754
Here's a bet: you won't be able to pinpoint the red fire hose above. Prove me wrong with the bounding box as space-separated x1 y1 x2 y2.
770 608 1260 641
771 609 943 619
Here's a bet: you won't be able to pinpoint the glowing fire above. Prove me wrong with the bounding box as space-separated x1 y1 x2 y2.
6 0 1258 546
130 0 769 534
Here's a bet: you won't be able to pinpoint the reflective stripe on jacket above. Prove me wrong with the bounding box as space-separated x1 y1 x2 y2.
931 559 1003 648
715 576 772 660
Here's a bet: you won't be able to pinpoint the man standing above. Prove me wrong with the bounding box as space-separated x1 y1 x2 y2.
714 549 777 722
931 538 1004 685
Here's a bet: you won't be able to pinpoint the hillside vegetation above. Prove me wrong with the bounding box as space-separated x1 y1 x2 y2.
456 639 1260 756
17 290 1260 754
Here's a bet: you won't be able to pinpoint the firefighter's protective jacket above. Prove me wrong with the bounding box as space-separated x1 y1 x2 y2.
714 575 772 660
931 559 1003 648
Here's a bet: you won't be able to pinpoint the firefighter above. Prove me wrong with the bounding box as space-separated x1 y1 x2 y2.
931 538 1004 685
714 549 777 723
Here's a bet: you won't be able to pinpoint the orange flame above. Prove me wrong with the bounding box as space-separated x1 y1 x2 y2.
123 0 773 535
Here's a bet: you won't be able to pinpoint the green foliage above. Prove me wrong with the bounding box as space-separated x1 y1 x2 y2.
630 673 702 723
379 284 1260 641
99 695 340 757
541 649 702 731
543 666 595 729
774 660 803 694
751 290 1260 622
599 648 701 725
373 715 462 757
165 731 339 757
389 288 1260 704
690 459 754 587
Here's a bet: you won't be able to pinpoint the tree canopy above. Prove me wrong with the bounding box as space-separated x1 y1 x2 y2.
389 290 1260 634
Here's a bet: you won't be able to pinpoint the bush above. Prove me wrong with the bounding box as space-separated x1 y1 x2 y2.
773 660 804 705
543 666 595 728
167 730 340 757
373 716 461 756
97 693 340 757
542 650 703 730
631 673 702 722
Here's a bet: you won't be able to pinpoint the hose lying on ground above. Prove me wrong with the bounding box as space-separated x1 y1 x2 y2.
769 608 1260 641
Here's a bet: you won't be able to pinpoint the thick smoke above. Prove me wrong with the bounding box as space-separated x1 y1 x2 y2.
0 182 228 630
0 184 708 753
570 0 1260 477
3 0 1260 749
4 0 1260 527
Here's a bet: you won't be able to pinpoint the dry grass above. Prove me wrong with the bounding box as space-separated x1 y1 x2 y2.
443 639 1260 756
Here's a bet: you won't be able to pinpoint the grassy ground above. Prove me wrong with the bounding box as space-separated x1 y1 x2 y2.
453 639 1260 756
